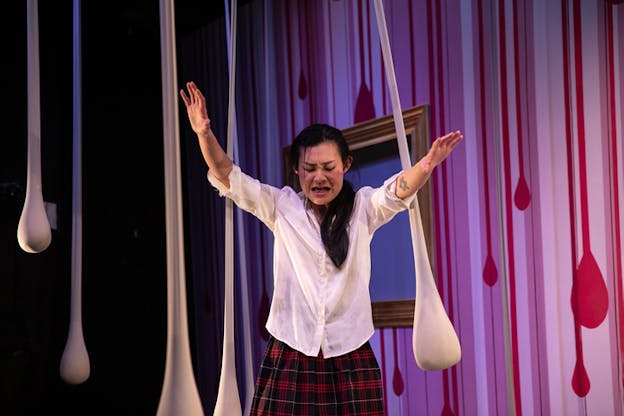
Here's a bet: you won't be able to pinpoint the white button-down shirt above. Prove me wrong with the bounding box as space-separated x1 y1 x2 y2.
208 165 417 358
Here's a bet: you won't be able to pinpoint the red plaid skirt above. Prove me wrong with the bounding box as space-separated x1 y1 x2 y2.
250 336 385 415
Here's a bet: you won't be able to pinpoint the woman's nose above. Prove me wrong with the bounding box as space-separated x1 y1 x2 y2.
312 170 326 181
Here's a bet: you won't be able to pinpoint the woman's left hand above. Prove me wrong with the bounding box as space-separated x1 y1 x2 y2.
419 130 463 173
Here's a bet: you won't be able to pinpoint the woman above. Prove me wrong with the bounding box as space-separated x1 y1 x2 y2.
180 81 462 415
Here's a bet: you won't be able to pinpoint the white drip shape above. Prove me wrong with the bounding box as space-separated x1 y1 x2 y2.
60 0 90 385
18 0 51 254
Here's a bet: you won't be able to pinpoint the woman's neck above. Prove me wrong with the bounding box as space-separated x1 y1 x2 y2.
307 199 328 223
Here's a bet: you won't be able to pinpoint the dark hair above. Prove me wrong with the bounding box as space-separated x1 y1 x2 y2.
290 123 355 268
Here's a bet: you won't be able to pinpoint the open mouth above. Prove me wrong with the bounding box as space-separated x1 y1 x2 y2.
311 186 330 196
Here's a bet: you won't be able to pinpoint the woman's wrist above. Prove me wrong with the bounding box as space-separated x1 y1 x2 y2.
197 126 213 140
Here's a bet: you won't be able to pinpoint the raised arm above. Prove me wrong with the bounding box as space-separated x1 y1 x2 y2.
180 81 233 188
395 130 463 199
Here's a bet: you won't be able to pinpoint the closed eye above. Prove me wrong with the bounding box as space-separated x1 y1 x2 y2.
303 160 337 170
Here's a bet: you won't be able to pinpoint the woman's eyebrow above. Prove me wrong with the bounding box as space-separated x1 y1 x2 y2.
303 160 336 167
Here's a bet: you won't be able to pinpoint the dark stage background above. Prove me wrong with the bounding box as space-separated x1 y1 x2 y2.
1 1 233 414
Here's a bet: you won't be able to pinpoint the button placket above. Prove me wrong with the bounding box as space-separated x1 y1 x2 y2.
318 251 327 327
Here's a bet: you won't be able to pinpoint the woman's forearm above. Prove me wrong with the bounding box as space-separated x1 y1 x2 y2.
394 130 463 199
394 159 431 199
197 128 233 187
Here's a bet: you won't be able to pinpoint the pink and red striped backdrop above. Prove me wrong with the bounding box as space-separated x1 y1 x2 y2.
181 0 624 414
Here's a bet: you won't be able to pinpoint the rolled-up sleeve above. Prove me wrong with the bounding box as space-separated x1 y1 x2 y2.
365 172 419 232
207 165 279 229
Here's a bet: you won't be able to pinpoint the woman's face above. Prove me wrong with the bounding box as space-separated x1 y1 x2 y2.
295 141 352 210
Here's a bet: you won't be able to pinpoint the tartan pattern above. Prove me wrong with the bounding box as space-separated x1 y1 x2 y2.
250 337 385 415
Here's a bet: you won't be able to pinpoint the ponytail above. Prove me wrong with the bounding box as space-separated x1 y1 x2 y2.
321 180 355 268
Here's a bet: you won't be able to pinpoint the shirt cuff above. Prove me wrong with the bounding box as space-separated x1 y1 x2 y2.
207 165 240 196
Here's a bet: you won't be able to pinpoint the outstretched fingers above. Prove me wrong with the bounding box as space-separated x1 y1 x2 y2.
180 81 204 108
179 88 190 107
426 130 463 168
436 130 463 153
179 82 195 107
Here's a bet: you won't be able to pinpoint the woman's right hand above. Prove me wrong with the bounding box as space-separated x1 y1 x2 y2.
180 81 211 137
